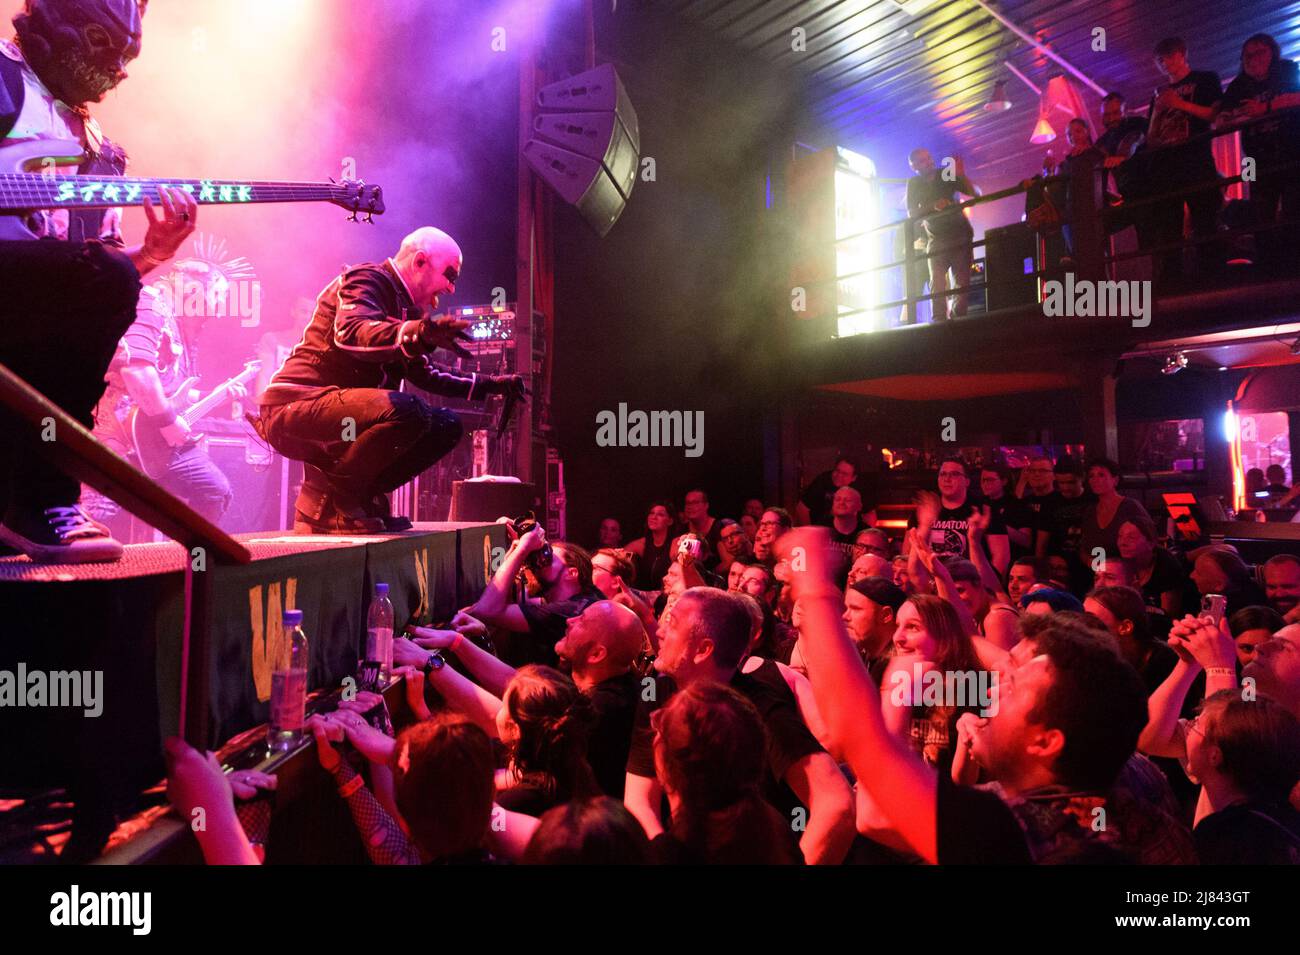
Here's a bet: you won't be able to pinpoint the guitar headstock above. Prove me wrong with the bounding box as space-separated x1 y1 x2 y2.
332 179 385 222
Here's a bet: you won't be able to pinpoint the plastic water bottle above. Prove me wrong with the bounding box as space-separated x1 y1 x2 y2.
366 582 395 687
268 609 309 752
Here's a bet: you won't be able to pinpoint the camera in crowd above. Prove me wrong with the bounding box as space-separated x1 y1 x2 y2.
511 511 554 570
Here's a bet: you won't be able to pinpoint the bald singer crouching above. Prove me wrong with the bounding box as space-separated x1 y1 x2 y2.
254 227 526 534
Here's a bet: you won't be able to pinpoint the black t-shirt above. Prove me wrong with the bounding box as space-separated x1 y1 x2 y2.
908 496 1006 562
634 534 674 591
1045 492 1093 562
1147 70 1222 182
989 495 1033 556
1220 59 1300 165
1097 116 1149 158
906 171 976 246
935 772 1031 864
626 662 824 819
498 585 605 668
1023 490 1059 541
1194 802 1300 864
1096 116 1151 197
586 670 641 799
799 472 874 527
1138 640 1180 695
1140 547 1185 609
829 520 868 583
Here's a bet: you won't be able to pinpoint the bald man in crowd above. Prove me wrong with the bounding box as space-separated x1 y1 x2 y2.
255 228 525 533
410 598 646 796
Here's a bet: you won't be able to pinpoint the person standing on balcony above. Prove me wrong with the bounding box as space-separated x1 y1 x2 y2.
1145 37 1224 285
906 148 978 321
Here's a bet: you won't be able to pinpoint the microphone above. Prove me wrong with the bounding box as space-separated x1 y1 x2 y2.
495 385 521 440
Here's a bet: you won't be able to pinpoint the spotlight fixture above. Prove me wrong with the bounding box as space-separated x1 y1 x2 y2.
1030 115 1056 144
1161 352 1189 375
983 79 1012 112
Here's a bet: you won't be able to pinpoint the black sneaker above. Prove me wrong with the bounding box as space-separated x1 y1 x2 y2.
0 504 125 563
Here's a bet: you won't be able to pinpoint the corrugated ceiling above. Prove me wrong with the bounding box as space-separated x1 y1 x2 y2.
672 0 1300 175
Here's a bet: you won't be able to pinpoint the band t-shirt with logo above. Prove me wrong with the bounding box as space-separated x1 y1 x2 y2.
1145 67 1223 186
908 498 1006 562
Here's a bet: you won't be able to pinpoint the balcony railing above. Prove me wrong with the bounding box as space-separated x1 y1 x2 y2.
815 107 1300 331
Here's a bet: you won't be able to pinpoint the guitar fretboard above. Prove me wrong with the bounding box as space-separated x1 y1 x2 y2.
0 175 346 211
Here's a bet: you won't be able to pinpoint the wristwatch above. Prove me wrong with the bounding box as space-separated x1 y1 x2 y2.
423 650 446 676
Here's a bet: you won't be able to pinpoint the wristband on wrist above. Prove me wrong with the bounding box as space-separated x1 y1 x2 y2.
1205 666 1235 678
450 633 464 655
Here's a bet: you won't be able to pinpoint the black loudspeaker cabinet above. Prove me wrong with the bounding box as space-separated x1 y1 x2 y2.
450 480 537 523
526 63 640 237
984 222 1039 312
205 429 287 534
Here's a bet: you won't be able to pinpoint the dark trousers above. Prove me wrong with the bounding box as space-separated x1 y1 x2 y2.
1142 150 1224 284
927 239 972 320
0 240 141 512
1250 163 1300 271
260 388 463 519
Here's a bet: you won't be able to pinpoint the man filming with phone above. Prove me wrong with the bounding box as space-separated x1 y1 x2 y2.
468 520 604 668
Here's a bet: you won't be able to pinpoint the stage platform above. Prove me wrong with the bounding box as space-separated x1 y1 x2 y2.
0 521 508 850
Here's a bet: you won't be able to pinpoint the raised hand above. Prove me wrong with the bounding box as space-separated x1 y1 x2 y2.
914 491 940 536
419 315 474 359
142 186 198 264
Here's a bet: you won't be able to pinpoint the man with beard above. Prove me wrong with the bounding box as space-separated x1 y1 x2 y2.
0 0 198 562
468 523 603 669
1264 554 1300 625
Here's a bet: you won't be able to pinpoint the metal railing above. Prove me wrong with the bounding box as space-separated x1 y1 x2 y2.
811 106 1300 331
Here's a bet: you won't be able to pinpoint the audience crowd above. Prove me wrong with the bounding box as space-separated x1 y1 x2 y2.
165 446 1300 865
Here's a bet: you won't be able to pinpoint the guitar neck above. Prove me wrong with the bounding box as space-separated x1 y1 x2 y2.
182 369 258 427
0 174 342 212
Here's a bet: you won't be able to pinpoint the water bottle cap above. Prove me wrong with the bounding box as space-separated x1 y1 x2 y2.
375 582 389 596
283 609 303 626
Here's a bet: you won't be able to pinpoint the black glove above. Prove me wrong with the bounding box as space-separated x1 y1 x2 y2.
415 315 474 360
475 374 528 400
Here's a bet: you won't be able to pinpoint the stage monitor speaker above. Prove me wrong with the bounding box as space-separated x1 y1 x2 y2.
983 222 1039 312
206 434 287 533
450 480 536 523
527 63 639 238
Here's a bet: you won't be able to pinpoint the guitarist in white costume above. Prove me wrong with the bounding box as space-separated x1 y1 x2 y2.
0 0 196 563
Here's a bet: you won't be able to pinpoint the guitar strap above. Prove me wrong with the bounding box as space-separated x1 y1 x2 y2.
69 129 127 244
0 54 24 140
